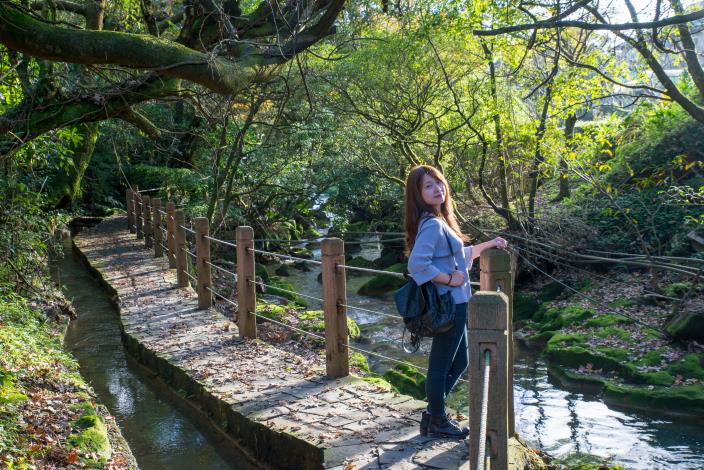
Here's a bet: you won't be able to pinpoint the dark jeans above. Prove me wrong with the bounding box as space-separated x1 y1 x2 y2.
426 302 468 417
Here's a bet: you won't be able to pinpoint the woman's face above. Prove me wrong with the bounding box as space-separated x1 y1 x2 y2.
420 174 445 209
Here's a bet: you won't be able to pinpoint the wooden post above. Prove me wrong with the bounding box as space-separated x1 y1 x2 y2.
322 238 349 378
236 226 256 338
126 188 135 233
166 202 177 268
152 198 163 257
480 248 516 436
135 190 143 239
468 292 509 470
175 210 189 288
195 217 212 309
143 195 152 249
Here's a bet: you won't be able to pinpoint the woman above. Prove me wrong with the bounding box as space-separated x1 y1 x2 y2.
405 165 507 439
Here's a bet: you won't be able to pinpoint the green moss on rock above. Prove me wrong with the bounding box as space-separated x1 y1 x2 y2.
666 353 704 380
538 306 594 332
357 263 407 297
67 405 111 464
585 313 634 328
383 363 426 400
604 382 704 414
514 292 541 322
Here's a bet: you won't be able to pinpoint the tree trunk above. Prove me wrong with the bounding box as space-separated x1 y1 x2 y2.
51 122 99 208
555 113 576 202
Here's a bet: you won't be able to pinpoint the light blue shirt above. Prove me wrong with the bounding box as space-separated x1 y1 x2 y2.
407 216 473 304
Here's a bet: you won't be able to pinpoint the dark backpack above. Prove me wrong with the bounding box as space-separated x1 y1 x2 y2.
394 218 457 351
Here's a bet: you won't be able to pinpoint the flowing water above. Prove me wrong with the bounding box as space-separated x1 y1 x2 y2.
278 236 704 469
52 239 257 470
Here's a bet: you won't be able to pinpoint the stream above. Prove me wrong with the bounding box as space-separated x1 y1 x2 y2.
52 238 257 470
278 235 704 469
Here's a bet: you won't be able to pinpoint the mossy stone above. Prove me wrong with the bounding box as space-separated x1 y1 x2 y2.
666 353 704 380
357 263 407 297
665 310 704 340
383 363 426 400
255 263 271 282
67 406 111 463
585 314 634 328
274 265 291 277
538 306 593 332
604 382 704 414
350 352 371 374
594 327 632 342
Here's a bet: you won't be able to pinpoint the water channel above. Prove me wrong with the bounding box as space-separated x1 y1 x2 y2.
52 238 257 470
277 236 704 469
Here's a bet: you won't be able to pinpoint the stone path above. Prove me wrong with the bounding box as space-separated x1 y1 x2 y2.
74 216 472 469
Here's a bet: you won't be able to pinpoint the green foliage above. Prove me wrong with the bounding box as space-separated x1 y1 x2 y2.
383 363 426 400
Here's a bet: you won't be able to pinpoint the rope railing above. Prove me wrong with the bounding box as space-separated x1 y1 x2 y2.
477 349 491 470
206 286 238 308
205 235 237 249
184 269 197 284
249 247 323 265
340 303 403 320
207 261 237 278
181 246 197 260
179 224 196 235
250 280 325 304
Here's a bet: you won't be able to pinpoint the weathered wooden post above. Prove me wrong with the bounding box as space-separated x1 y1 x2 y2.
174 210 189 288
135 190 143 240
468 292 509 470
166 202 177 268
322 238 349 378
236 226 256 338
480 248 516 436
143 195 152 249
152 198 163 257
126 188 135 233
195 217 212 309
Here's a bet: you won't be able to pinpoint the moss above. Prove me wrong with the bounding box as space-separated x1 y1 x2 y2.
347 256 374 269
552 452 619 470
361 375 395 391
594 327 632 342
295 310 361 339
585 313 634 327
666 354 704 380
350 352 370 374
526 329 557 344
664 281 695 298
636 347 666 367
538 306 594 332
0 372 27 405
257 303 292 323
636 371 675 386
383 363 426 400
357 263 407 297
604 382 704 414
665 311 704 340
608 298 635 308
67 405 111 464
594 346 630 362
266 277 307 307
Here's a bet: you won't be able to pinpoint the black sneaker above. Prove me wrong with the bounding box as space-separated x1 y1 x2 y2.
428 414 469 439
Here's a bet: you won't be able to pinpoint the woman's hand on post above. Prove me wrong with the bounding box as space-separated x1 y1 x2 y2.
492 237 508 250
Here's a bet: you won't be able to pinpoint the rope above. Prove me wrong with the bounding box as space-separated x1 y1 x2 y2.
181 247 197 260
249 248 323 265
179 224 196 235
137 187 163 193
158 209 167 215
184 270 197 284
207 286 238 308
477 349 491 470
205 235 237 249
338 264 406 278
159 226 167 234
160 242 169 252
340 303 403 320
255 313 328 343
250 280 324 303
207 261 237 278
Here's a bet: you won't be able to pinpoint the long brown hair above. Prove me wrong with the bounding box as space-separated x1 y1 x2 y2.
404 165 468 254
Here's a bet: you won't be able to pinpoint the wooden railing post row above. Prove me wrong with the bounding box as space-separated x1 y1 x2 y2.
321 238 349 378
468 290 509 470
166 202 177 268
152 198 162 257
479 248 516 435
174 210 189 287
135 189 143 239
195 217 212 309
236 226 256 338
143 195 153 248
126 188 135 233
